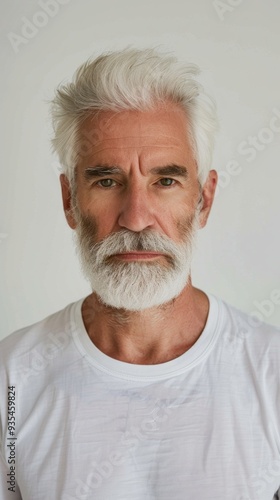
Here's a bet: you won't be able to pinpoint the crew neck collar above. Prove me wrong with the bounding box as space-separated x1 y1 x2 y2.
71 293 222 381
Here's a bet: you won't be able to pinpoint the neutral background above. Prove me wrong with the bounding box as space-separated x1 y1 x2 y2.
1 0 279 340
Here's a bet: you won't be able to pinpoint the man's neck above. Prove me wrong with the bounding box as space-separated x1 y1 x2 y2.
81 283 210 365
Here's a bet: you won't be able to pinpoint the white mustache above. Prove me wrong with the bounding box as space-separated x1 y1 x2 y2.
89 229 194 267
74 212 200 311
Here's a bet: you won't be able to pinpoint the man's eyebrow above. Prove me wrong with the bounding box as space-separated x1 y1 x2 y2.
83 165 124 178
150 165 188 177
83 164 188 179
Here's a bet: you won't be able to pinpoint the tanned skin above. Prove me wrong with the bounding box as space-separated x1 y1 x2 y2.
60 103 218 365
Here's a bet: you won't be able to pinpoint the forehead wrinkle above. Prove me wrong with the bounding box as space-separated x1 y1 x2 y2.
91 135 185 146
87 144 184 157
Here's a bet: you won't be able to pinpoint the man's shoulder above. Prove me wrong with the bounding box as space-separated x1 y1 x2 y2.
215 294 280 349
0 298 82 365
221 296 279 330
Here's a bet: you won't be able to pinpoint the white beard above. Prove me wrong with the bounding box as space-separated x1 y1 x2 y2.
73 211 200 311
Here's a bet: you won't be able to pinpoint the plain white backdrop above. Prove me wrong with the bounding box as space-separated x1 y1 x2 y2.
1 0 279 340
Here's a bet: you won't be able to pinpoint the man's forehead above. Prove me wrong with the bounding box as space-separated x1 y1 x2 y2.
79 105 189 141
77 145 194 177
80 136 187 153
77 106 193 165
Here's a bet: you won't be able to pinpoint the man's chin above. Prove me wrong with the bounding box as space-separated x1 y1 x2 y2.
91 285 185 313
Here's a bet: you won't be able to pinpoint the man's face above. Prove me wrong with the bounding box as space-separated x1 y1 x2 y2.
60 102 217 310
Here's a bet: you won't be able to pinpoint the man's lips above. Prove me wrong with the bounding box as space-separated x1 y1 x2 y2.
110 252 167 261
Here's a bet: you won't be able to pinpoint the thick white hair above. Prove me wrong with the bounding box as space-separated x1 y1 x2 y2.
50 47 218 188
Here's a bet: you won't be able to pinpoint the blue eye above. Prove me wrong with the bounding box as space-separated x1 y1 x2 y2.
159 178 175 186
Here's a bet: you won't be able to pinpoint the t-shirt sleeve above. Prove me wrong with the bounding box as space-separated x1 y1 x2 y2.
0 451 22 499
0 336 22 499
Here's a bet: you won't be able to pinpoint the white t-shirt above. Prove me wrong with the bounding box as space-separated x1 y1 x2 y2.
1 294 280 500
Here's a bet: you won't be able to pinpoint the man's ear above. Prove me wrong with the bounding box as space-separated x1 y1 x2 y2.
59 174 77 229
198 169 218 228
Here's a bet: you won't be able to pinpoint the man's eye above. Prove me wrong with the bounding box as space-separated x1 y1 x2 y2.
159 178 176 187
97 179 116 188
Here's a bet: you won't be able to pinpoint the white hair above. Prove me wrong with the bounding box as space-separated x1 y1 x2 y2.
50 47 218 189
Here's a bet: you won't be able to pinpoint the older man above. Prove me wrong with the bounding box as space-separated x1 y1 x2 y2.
1 48 280 499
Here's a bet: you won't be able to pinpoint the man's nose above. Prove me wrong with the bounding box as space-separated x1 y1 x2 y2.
117 185 155 232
